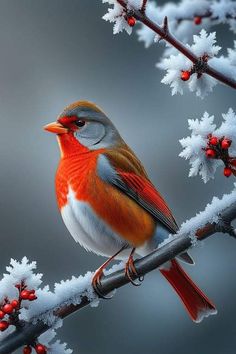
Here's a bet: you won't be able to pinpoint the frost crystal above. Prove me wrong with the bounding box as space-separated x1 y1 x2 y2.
0 257 42 304
0 258 99 352
39 329 73 354
178 183 236 239
210 0 236 22
102 0 142 35
158 30 224 98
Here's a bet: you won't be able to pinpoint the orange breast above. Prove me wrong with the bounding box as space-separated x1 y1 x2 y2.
56 152 155 247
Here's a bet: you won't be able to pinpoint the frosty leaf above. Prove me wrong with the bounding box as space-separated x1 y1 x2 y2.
102 0 143 35
188 74 217 98
158 30 224 98
227 40 236 65
157 53 192 95
210 0 236 23
191 30 221 57
39 329 73 354
0 257 42 303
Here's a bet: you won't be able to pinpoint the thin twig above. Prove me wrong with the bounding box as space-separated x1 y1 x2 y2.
116 0 236 89
141 0 148 14
177 10 236 24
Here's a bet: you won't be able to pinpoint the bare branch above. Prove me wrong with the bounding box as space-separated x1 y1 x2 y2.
116 0 236 90
1 199 236 354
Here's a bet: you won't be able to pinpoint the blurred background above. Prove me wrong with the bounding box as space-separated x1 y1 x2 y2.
0 0 235 353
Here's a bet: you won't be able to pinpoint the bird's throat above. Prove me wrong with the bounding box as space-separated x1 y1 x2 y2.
57 133 89 158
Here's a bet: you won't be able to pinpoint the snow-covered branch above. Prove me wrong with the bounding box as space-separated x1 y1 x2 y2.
102 0 236 97
1 187 236 353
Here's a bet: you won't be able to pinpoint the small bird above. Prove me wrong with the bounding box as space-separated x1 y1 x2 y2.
44 100 216 322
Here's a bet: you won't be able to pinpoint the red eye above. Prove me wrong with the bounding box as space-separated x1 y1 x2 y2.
75 120 85 128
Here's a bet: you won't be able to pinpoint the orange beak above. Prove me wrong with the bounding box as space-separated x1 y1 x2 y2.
43 121 68 134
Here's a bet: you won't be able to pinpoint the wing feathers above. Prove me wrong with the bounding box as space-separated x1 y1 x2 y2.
98 150 178 234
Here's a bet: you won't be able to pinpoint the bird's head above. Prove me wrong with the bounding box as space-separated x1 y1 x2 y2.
44 101 121 156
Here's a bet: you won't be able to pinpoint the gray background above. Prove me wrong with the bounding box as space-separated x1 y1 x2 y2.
0 1 236 353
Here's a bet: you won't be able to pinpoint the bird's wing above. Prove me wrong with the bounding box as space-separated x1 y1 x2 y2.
98 147 178 234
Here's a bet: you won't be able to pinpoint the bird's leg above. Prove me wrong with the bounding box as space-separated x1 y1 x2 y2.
125 248 144 286
92 245 127 299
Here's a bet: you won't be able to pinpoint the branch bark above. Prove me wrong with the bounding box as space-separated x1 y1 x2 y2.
1 200 236 354
117 0 236 89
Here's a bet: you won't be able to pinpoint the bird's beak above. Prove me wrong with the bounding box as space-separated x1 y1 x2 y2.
43 121 68 134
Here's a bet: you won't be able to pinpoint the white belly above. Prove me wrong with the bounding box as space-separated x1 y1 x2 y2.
61 187 130 258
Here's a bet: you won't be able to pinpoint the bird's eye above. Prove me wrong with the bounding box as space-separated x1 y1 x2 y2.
75 120 86 128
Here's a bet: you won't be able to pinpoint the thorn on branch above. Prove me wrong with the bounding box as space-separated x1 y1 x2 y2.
163 16 169 38
157 16 169 43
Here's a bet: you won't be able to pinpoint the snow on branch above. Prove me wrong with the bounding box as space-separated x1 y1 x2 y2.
1 187 236 353
180 108 236 182
102 0 236 97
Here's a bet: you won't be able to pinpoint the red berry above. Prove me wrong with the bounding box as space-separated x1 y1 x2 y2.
209 136 218 146
181 71 191 81
0 311 5 319
23 346 32 354
127 16 136 27
205 149 216 158
35 344 47 354
15 284 21 289
221 138 231 149
28 293 37 301
20 290 30 300
2 304 14 314
194 16 202 25
0 321 9 331
224 167 232 177
11 299 19 308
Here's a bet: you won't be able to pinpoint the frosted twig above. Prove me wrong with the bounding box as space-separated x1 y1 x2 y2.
115 0 236 89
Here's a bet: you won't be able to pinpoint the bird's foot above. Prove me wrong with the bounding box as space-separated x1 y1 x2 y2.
92 268 113 299
92 245 127 299
125 254 144 286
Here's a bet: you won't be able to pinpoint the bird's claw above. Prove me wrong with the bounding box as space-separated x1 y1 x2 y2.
92 269 113 299
125 256 144 286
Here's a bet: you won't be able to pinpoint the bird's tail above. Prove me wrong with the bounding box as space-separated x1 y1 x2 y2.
160 259 217 322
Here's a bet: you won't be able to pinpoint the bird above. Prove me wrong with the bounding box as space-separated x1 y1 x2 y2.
44 100 217 323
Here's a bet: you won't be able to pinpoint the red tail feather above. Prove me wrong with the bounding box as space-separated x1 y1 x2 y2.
160 259 217 322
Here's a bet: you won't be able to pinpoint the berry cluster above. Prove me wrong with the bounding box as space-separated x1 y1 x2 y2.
0 281 47 353
0 298 19 331
23 343 47 354
204 135 236 177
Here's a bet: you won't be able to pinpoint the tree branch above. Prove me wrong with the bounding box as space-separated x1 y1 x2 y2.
176 10 236 24
116 0 236 89
1 198 236 354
